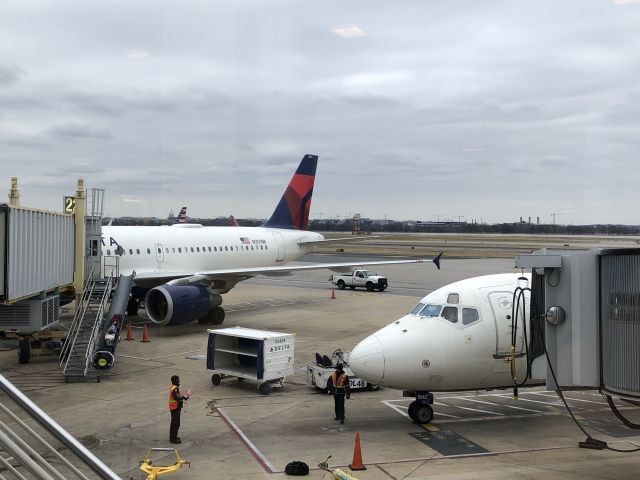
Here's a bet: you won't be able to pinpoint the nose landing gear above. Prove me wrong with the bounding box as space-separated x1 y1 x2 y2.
407 391 434 424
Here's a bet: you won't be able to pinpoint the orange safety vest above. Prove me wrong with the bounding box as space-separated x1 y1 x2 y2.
332 372 347 391
168 384 182 410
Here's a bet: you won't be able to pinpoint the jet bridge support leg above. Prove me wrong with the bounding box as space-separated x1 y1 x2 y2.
407 391 434 424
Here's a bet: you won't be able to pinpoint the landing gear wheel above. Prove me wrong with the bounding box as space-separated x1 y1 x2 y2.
127 298 139 316
18 339 30 365
366 283 374 292
408 401 417 421
211 374 222 386
413 404 434 424
337 280 346 290
259 383 272 395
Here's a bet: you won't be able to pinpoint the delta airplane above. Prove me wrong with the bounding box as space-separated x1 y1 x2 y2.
102 154 442 327
348 273 544 424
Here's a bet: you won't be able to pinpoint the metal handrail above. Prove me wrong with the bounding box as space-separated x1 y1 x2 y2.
59 266 95 365
0 374 121 480
81 274 114 376
61 280 95 373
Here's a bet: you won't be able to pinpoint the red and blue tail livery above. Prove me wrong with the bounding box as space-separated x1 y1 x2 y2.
264 154 318 230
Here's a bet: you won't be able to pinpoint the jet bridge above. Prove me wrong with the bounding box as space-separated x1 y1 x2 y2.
516 248 640 401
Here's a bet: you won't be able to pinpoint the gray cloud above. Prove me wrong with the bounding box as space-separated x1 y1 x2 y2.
0 0 639 224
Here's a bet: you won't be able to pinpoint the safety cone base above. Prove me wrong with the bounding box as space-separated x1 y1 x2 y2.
349 464 367 471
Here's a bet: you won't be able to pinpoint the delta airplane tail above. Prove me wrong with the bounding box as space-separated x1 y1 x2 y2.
264 154 318 230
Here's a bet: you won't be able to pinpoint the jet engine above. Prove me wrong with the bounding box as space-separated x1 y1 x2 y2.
145 285 212 326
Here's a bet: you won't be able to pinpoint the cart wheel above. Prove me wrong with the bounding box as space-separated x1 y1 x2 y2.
211 374 222 386
259 383 272 395
18 339 30 365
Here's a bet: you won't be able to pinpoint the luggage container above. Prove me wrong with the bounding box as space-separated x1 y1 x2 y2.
206 327 294 395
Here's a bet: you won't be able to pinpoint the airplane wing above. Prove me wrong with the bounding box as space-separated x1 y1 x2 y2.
298 236 380 246
195 252 442 279
132 253 442 288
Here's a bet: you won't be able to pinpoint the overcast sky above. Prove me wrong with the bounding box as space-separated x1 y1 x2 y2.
1 0 640 224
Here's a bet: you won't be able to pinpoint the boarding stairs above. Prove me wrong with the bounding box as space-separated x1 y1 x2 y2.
60 272 115 380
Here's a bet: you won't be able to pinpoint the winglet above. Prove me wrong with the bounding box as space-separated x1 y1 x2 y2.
433 252 443 270
264 154 318 230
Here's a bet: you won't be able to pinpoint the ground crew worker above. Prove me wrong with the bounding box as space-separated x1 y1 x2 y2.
169 375 190 444
329 363 350 423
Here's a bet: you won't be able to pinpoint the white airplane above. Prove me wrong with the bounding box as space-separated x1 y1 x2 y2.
101 154 442 326
348 273 544 423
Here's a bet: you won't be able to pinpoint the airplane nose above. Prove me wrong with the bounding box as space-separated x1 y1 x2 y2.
349 335 385 384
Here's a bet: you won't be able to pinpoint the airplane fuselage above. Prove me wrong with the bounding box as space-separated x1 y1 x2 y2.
102 225 324 279
349 273 543 392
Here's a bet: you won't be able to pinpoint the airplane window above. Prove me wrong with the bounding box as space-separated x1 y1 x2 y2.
447 293 459 304
410 303 426 315
260 245 263 250
165 248 169 253
462 308 480 325
172 248 176 253
419 304 442 317
147 248 151 254
136 249 140 254
196 247 200 252
265 245 268 250
225 246 228 251
208 247 211 252
107 249 111 255
129 249 133 255
190 247 194 252
442 306 458 323
178 247 182 253
157 248 161 254
251 245 254 250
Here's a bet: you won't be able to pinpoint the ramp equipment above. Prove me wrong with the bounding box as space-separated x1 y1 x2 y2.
139 448 190 480
60 271 134 380
0 373 120 480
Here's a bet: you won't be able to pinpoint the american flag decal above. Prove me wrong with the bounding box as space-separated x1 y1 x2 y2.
240 237 250 244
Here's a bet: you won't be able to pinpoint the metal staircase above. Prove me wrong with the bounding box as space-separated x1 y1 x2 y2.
60 272 114 380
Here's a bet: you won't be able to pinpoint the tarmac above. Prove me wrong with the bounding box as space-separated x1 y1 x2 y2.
1 255 639 480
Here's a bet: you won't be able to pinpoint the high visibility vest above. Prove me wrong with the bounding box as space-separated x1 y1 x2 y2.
169 385 182 410
332 372 347 391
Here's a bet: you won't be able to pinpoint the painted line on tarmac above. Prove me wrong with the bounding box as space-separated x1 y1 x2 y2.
216 407 278 474
526 391 608 405
457 396 542 414
375 464 398 480
435 401 504 416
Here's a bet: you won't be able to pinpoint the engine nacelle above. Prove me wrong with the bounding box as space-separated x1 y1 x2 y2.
145 285 211 326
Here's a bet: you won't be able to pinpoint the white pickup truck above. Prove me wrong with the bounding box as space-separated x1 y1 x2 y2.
330 269 388 292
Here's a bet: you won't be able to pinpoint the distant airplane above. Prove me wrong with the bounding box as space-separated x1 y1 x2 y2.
101 155 442 326
348 273 544 423
174 206 188 224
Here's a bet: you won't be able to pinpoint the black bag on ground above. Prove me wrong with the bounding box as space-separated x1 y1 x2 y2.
285 461 309 476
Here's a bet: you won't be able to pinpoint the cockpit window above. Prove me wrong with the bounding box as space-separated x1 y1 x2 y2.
462 308 480 325
418 304 442 317
442 306 458 323
447 293 459 304
410 303 425 315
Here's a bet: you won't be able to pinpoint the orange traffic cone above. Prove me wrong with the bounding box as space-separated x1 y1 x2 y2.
331 288 336 299
125 322 134 341
349 432 366 471
141 324 150 343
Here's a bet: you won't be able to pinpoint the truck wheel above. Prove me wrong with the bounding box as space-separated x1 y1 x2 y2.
366 283 374 292
211 374 222 386
349 286 356 290
18 340 30 365
259 383 272 395
337 280 346 290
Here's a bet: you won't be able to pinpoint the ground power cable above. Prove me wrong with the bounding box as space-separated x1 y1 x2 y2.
511 275 640 453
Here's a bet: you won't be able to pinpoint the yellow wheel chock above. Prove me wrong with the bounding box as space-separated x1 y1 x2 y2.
139 448 190 480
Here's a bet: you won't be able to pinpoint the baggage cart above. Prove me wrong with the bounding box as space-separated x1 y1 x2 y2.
206 327 294 395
